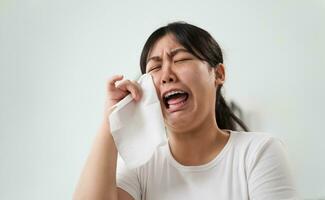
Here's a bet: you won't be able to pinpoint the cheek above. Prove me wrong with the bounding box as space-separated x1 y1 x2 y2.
180 68 214 101
150 73 161 95
179 68 203 85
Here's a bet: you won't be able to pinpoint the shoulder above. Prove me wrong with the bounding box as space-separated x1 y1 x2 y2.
116 146 169 200
229 131 288 167
229 131 293 178
230 130 285 151
231 132 300 199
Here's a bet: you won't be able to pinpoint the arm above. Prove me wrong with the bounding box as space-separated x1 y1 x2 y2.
73 117 119 200
73 75 141 200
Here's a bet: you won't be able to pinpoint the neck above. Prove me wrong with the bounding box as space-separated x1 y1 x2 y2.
167 116 230 166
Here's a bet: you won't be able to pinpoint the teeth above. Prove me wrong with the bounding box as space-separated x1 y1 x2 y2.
164 90 186 99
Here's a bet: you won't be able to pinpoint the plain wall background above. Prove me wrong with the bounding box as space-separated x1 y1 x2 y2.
1 0 324 199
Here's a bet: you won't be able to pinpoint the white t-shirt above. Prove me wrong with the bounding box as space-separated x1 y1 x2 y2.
116 130 300 200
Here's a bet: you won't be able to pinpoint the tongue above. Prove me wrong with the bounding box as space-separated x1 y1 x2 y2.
167 94 187 105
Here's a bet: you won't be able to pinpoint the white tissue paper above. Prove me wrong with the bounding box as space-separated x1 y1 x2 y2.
109 73 168 169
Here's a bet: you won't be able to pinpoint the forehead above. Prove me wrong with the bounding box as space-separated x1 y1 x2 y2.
147 34 185 58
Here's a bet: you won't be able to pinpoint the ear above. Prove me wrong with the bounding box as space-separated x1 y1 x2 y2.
214 63 225 86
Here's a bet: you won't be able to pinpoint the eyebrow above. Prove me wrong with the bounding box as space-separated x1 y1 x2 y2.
146 48 190 63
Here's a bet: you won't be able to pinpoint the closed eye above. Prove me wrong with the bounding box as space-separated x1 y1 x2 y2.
174 58 192 63
148 65 161 72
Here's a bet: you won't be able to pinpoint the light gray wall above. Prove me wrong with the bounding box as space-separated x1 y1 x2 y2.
1 0 324 199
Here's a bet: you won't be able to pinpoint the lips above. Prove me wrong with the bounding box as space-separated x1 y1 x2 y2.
161 89 189 111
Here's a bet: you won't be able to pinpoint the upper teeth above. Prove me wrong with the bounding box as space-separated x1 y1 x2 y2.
164 90 186 99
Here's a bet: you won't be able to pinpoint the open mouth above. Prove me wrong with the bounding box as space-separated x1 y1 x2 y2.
163 90 189 110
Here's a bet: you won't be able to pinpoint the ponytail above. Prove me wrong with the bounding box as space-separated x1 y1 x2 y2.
216 85 249 131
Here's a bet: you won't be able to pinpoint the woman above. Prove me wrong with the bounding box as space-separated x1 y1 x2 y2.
73 22 299 200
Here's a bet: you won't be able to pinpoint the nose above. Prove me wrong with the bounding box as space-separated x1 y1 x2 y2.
162 69 176 84
161 63 177 85
162 77 174 84
160 50 177 85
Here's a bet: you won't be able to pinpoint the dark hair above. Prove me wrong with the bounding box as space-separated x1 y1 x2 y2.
139 21 249 132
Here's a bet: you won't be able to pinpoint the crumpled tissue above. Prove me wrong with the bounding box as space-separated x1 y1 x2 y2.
109 73 167 169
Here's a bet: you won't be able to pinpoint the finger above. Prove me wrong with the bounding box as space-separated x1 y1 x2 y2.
117 80 141 100
107 75 124 90
132 81 142 101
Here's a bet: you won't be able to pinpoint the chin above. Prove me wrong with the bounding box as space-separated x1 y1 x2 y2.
165 116 196 133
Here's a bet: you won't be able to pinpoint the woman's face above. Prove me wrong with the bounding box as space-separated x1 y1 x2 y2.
145 34 225 132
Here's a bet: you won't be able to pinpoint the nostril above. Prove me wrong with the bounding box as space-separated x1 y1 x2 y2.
162 76 174 84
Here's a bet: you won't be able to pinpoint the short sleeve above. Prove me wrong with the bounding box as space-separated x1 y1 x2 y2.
116 155 141 200
247 136 301 200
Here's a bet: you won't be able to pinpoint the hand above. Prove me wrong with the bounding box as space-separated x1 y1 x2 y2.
103 75 142 120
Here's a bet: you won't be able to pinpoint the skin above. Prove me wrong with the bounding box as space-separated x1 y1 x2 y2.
145 33 230 166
